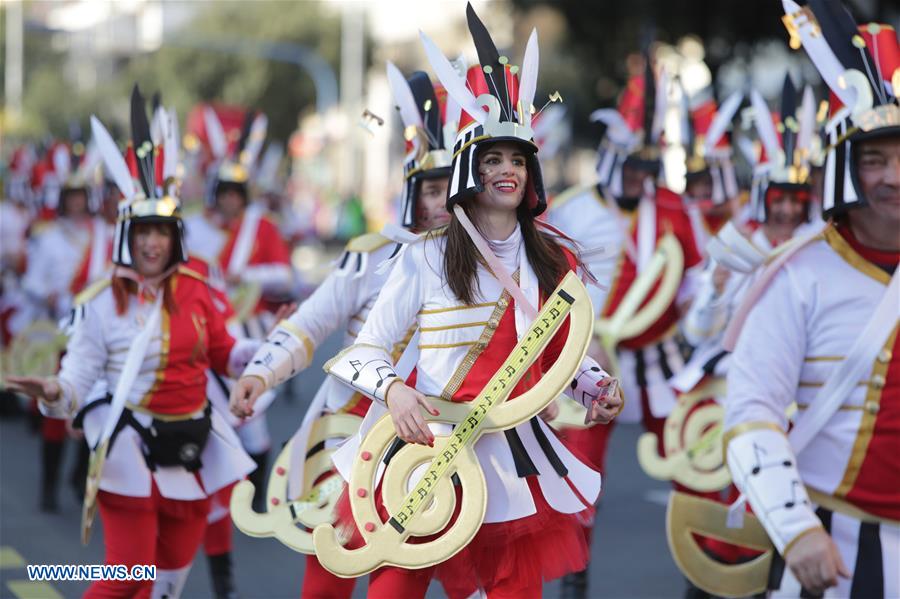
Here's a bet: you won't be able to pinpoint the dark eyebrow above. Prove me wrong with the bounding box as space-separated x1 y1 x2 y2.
858 148 884 156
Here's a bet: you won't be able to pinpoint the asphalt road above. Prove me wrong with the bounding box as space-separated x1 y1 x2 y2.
0 332 683 599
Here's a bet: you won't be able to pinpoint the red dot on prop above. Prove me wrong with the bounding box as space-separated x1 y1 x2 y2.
361 451 372 461
276 467 286 476
271 498 280 506
364 522 376 532
357 488 368 498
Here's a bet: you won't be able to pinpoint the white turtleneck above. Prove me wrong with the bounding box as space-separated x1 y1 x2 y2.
486 223 523 275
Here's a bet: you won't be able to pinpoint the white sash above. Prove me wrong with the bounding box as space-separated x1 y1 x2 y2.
227 204 264 277
88 220 109 282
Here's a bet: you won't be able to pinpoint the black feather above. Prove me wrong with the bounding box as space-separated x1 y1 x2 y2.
408 71 443 150
643 55 656 144
809 0 884 104
130 84 155 198
781 74 797 167
236 110 255 157
466 2 510 121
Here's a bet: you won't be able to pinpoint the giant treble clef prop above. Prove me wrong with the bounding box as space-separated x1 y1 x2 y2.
594 232 684 376
313 271 593 576
230 412 362 553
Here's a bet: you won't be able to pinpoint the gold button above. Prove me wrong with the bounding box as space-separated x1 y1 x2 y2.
498 298 508 309
877 349 892 364
870 375 886 389
488 319 499 329
864 400 880 414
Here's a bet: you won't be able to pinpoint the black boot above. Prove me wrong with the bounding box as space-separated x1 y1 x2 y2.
248 451 268 513
207 552 238 599
41 439 64 512
70 439 90 504
560 569 588 599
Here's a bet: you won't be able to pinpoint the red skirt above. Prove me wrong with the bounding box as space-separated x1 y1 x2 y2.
335 472 592 590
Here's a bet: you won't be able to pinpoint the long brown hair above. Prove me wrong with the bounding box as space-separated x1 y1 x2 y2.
442 201 569 305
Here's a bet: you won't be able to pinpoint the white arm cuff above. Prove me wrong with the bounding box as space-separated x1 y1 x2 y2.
241 321 313 389
726 426 823 554
566 357 612 409
324 343 398 405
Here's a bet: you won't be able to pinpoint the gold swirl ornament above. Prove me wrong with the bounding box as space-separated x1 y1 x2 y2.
667 491 773 598
313 272 593 577
231 412 361 553
594 232 684 377
5 319 68 380
637 379 731 492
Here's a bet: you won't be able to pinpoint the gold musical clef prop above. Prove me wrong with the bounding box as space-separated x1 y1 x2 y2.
313 272 593 577
637 379 731 492
231 412 361 553
667 491 773 598
595 232 684 377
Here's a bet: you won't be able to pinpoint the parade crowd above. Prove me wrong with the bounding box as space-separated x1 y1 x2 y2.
1 1 898 598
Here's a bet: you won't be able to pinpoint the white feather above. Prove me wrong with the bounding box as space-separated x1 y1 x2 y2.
78 141 102 181
386 61 424 130
256 143 283 191
242 113 268 169
150 106 166 145
90 115 135 200
590 108 637 147
651 67 668 143
420 30 486 125
52 145 71 180
782 0 855 107
162 107 180 185
203 107 228 160
736 135 758 166
703 91 743 155
518 28 540 117
796 85 816 163
750 90 782 167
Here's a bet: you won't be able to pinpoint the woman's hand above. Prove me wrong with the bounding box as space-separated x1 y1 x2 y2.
229 376 267 419
385 382 440 446
585 378 623 425
5 376 61 405
785 528 849 595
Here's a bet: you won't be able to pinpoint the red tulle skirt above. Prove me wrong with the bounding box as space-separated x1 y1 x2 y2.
335 471 592 593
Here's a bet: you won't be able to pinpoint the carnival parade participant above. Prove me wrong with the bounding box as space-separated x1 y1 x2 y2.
679 87 743 253
547 48 703 597
721 3 900 596
232 6 621 596
6 86 257 598
227 62 468 598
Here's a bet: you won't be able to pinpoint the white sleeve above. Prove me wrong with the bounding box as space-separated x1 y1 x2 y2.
241 263 294 294
53 301 108 418
239 252 379 389
681 264 728 346
324 243 424 405
723 266 822 555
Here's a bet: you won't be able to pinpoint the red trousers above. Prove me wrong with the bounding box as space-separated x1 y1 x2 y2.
83 487 210 598
204 483 235 556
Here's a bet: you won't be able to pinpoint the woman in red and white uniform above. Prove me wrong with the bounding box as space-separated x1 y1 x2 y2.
234 7 622 597
8 88 256 599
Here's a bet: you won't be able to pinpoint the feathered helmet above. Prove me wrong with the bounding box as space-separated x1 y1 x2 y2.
783 0 899 218
681 87 743 204
39 141 101 215
91 85 187 267
592 53 668 197
5 144 37 206
420 2 547 216
386 62 457 227
204 107 268 205
748 75 818 221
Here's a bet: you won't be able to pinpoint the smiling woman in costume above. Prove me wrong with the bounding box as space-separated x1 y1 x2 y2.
7 86 257 599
